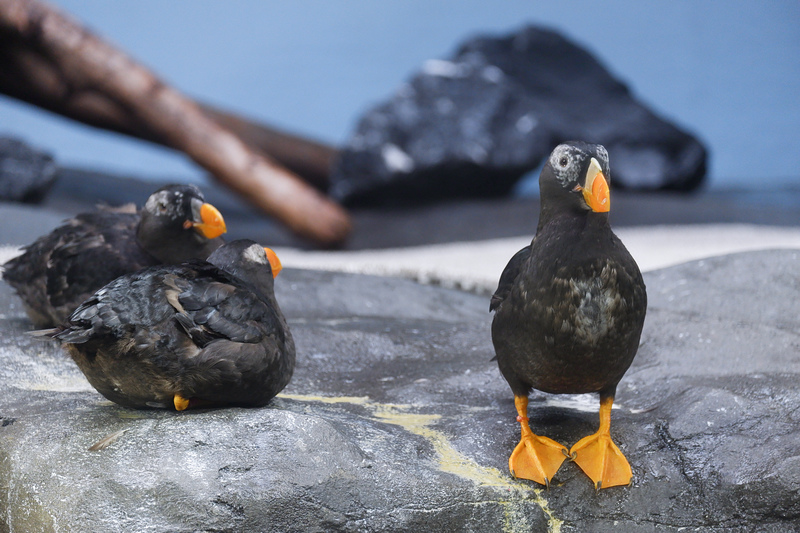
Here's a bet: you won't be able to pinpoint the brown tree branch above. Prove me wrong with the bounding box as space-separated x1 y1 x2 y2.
0 0 350 245
199 104 334 191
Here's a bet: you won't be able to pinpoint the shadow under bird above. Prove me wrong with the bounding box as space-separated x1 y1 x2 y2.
37 239 294 411
2 184 227 327
490 141 647 490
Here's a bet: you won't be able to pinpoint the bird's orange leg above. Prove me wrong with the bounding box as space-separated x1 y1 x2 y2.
509 395 568 487
569 394 632 489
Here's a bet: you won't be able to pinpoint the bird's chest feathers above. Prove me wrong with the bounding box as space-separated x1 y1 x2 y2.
558 271 622 343
516 260 626 347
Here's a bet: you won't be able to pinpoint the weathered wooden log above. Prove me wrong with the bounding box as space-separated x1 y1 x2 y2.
200 104 334 191
0 0 350 245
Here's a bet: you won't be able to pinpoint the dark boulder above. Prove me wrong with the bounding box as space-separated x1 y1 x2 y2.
0 136 58 202
331 26 707 206
0 250 798 531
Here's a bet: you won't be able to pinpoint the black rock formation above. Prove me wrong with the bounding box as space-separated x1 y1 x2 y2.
331 26 707 206
0 136 58 202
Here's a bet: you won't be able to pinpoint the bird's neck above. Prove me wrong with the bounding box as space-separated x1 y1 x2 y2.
536 206 609 236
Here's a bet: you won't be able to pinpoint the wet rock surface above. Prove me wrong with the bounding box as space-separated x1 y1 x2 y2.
1 250 799 532
331 26 707 207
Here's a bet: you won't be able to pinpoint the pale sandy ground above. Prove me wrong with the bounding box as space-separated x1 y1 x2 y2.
269 224 800 292
3 224 800 294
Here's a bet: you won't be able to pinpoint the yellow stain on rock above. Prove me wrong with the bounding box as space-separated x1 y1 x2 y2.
373 405 504 487
278 393 563 533
373 404 562 533
279 392 377 406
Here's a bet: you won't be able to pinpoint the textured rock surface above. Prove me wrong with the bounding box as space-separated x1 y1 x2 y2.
1 250 799 532
0 137 57 203
331 26 707 206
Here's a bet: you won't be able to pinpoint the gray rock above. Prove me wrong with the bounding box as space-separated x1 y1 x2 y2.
0 137 58 203
331 26 707 206
1 250 799 531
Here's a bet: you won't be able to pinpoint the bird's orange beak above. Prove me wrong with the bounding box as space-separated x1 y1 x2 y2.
264 247 282 278
582 158 610 213
190 203 227 239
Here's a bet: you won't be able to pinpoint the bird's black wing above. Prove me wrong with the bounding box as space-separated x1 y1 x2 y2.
172 267 284 348
168 266 289 400
490 245 531 312
52 263 182 345
4 210 154 326
45 212 155 310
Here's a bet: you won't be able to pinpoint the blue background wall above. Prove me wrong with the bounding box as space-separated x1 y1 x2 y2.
1 1 798 190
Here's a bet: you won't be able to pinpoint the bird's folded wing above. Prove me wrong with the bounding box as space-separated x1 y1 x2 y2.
490 245 531 312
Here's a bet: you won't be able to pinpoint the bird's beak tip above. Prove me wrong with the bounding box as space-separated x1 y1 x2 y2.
264 247 282 278
192 203 227 239
583 159 610 213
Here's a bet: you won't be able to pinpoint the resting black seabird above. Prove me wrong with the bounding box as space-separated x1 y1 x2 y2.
3 184 226 327
44 240 293 411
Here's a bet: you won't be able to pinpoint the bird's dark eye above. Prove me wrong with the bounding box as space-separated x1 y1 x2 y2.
559 157 568 167
157 201 168 213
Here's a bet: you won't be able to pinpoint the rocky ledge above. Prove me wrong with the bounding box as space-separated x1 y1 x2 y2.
1 250 798 532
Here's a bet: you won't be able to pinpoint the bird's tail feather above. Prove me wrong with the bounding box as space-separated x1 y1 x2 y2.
26 328 59 338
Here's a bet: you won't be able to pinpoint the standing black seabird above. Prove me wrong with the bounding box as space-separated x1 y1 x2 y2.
43 240 293 410
3 184 227 327
490 141 647 489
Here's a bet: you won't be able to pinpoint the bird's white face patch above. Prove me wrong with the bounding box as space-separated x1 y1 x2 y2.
548 143 611 191
144 190 171 215
243 244 268 265
549 144 585 189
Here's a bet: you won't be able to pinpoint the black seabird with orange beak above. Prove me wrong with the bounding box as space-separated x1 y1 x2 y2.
490 141 646 489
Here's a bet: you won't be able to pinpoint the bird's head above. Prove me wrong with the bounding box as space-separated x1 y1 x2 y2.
208 239 283 284
142 184 227 241
539 141 611 215
137 184 228 263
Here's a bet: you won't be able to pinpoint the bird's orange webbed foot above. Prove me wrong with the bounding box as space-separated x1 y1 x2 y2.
174 394 190 411
569 431 631 489
509 395 568 487
569 395 631 490
510 431 568 487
